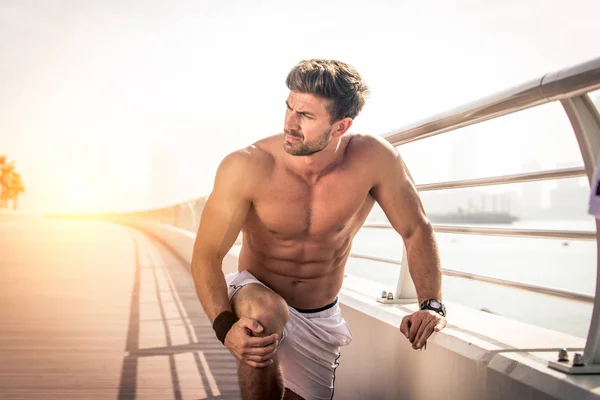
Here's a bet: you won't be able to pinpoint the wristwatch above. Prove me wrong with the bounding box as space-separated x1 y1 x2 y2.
420 299 446 317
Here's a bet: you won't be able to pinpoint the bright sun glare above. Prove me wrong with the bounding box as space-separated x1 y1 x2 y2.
65 184 93 213
1 2 599 213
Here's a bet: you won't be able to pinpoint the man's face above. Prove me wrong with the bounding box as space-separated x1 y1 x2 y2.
283 91 334 156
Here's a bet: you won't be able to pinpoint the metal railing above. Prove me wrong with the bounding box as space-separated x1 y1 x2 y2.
371 56 600 373
349 253 594 304
415 166 585 191
383 57 600 147
362 166 593 241
361 222 596 241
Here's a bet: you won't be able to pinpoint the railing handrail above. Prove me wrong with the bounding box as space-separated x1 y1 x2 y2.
349 253 594 303
361 222 595 241
383 57 600 147
415 166 585 191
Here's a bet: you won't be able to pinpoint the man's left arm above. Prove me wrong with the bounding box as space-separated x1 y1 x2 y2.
367 136 447 350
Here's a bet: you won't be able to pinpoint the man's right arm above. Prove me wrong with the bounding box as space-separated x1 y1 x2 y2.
191 149 278 368
190 150 253 323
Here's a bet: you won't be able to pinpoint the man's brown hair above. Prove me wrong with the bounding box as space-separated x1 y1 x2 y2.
285 59 369 123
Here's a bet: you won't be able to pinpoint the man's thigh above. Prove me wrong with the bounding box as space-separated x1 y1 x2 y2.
278 311 344 400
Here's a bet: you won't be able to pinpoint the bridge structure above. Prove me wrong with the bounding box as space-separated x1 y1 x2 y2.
2 57 600 399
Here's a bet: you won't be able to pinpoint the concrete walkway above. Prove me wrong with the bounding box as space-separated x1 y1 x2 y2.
0 218 240 399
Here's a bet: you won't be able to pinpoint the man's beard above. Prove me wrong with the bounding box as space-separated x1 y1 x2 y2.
283 128 332 156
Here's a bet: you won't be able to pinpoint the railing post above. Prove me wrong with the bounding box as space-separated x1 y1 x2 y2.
395 245 418 301
376 245 418 304
549 94 600 374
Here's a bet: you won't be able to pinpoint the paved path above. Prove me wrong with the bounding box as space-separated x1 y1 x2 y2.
0 217 240 399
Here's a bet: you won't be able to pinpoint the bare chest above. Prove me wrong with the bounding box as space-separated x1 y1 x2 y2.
249 166 373 239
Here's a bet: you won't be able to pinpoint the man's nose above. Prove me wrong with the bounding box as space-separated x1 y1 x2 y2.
284 111 300 131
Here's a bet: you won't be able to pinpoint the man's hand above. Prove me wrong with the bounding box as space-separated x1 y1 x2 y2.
224 317 280 368
400 310 446 350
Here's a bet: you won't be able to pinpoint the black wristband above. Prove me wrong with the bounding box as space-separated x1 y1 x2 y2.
213 310 239 344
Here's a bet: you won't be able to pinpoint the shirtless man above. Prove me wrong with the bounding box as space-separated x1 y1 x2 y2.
191 59 447 400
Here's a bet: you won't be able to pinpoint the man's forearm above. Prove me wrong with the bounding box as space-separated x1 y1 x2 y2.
404 222 443 304
190 254 232 323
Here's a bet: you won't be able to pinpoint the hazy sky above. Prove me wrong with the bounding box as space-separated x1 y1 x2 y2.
1 0 599 213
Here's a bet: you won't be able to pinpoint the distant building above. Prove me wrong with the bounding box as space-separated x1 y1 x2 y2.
549 180 589 219
549 163 590 219
518 161 545 218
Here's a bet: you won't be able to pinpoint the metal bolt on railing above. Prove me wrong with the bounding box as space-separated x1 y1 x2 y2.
381 291 387 299
558 349 569 362
387 292 394 300
573 353 585 367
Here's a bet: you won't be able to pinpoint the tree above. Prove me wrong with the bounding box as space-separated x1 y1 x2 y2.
0 155 5 207
7 172 25 210
0 156 14 208
0 155 25 209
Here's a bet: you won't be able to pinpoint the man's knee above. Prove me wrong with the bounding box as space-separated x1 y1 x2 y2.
232 284 289 337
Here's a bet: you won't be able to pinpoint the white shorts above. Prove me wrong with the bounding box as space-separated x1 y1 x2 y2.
225 270 353 400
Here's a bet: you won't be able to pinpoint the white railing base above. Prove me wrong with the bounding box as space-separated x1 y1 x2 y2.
376 298 417 305
548 360 600 374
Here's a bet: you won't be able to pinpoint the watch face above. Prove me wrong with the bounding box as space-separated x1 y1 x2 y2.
430 299 441 308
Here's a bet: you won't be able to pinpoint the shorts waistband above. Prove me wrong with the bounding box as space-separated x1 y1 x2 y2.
291 297 338 314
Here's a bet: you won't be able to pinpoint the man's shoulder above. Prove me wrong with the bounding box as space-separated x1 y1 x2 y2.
219 137 276 178
346 133 399 161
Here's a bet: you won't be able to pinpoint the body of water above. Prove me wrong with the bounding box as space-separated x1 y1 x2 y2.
347 218 597 338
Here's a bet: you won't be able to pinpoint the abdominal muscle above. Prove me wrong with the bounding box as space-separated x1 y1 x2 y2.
237 233 352 310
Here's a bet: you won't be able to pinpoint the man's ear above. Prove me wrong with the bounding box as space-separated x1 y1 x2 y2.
332 117 353 138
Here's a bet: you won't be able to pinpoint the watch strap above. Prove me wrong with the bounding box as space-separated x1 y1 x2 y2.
420 299 446 317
